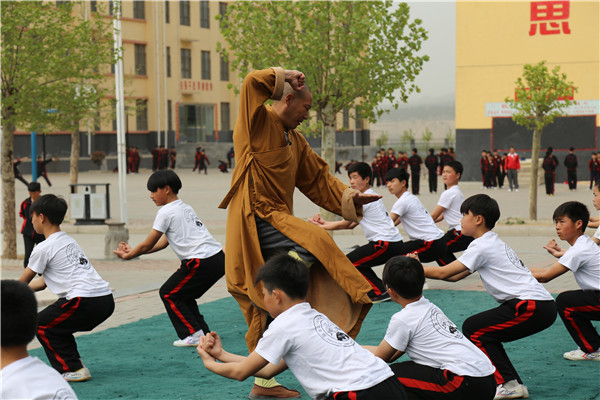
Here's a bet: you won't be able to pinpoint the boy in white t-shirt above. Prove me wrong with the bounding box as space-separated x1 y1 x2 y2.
310 162 403 303
588 180 600 245
385 168 452 265
114 170 224 347
196 254 407 400
430 160 473 262
421 194 556 399
1 280 78 399
530 201 600 361
365 255 496 400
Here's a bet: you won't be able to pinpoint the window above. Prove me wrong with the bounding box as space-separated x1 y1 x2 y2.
90 1 97 13
181 49 191 79
201 51 211 80
109 0 114 15
219 2 227 27
180 0 190 26
166 47 171 77
136 99 148 131
165 0 169 23
56 1 69 7
355 109 363 130
168 100 172 132
134 44 146 76
220 55 229 81
221 102 230 132
133 1 145 19
343 108 349 129
200 1 210 28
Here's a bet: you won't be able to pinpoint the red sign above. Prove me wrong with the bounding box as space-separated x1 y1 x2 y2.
529 1 571 36
180 80 214 92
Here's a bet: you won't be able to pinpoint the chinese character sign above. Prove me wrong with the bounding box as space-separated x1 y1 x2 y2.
529 1 571 36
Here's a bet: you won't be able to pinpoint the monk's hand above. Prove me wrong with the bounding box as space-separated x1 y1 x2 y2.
284 70 305 91
352 191 382 206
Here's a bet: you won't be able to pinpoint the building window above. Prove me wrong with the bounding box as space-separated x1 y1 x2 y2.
181 49 191 79
165 0 169 23
180 0 190 26
221 102 230 132
200 1 210 28
219 2 227 27
56 1 69 7
136 99 148 131
354 109 363 130
166 47 171 77
220 55 229 81
90 1 97 13
168 100 172 132
343 108 349 129
201 51 211 80
109 0 114 15
133 1 145 19
134 44 146 76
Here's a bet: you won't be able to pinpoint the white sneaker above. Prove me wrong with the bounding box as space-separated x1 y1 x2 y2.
563 348 600 361
508 188 512 192
515 189 519 192
494 383 529 399
173 330 204 347
62 367 91 382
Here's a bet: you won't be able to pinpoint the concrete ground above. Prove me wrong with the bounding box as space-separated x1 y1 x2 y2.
2 167 596 350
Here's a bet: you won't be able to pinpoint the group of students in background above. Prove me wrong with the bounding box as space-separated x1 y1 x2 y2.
150 145 177 171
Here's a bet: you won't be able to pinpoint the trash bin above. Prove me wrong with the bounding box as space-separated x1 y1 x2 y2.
69 183 110 225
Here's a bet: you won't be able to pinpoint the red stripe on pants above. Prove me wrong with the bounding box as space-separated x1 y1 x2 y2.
413 240 433 254
37 298 81 372
164 259 200 335
446 231 462 247
563 304 600 353
353 241 389 295
398 372 464 393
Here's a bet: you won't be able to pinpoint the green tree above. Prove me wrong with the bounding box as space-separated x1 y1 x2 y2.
217 0 428 173
422 127 433 149
1 1 114 259
401 128 415 149
505 61 576 220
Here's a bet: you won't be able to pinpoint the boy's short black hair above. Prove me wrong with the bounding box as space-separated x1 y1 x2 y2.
147 169 182 194
443 160 463 178
552 201 589 232
382 256 424 300
428 148 434 154
1 280 38 347
385 168 410 185
27 182 41 192
412 148 417 153
30 194 67 225
254 254 309 300
569 146 574 151
460 194 500 229
347 162 372 183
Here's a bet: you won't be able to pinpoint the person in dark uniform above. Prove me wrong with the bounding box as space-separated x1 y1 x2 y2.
19 182 45 268
13 157 29 187
424 148 438 193
36 156 55 187
564 147 578 191
408 148 422 195
542 147 559 195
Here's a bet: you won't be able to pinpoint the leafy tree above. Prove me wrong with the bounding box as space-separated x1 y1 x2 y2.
401 128 415 149
505 61 576 220
422 127 433 149
1 1 114 259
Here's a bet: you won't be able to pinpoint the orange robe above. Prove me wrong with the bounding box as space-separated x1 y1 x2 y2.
219 67 372 351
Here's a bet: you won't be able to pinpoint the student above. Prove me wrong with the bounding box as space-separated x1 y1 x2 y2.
386 168 451 265
169 146 177 169
36 156 55 187
421 194 556 399
480 150 490 189
542 147 559 195
1 280 78 399
114 170 224 347
13 157 29 187
19 182 46 268
408 148 423 195
591 180 600 245
564 147 578 191
425 148 438 193
529 201 600 362
505 147 520 192
366 256 496 400
588 153 599 190
19 194 114 382
494 150 505 189
196 254 407 400
309 162 402 303
430 161 473 261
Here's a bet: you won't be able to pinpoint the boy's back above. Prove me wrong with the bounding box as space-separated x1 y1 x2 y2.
558 235 600 291
391 192 443 241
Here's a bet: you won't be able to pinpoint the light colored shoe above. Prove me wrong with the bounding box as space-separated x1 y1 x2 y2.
494 383 529 399
173 330 204 347
515 189 519 192
563 348 600 361
62 367 91 382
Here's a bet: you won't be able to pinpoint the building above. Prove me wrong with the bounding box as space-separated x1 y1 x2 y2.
455 0 599 181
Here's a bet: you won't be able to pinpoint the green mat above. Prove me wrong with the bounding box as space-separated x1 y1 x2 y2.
31 290 600 400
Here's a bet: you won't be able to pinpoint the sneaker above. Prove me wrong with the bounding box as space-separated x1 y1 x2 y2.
173 333 203 347
494 383 529 399
249 384 301 399
563 348 600 361
62 367 91 382
371 292 391 303
515 189 519 192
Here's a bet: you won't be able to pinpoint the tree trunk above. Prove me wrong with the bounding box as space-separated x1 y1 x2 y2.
320 102 337 225
2 117 17 259
528 126 542 220
70 126 80 185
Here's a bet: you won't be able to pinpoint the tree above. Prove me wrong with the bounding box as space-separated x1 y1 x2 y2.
505 61 576 220
217 0 428 171
1 1 114 259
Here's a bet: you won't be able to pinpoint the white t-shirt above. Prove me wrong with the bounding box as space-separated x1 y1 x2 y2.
28 232 111 300
558 235 600 291
437 185 464 231
390 192 444 241
458 231 554 303
152 199 222 260
594 226 600 241
384 297 495 377
255 303 393 400
1 356 78 400
360 188 403 242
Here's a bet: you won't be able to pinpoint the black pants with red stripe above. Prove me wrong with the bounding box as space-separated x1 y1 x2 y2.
411 170 420 195
544 171 555 194
556 289 600 353
439 229 474 263
159 251 225 339
402 237 452 266
37 294 115 373
329 376 407 400
391 361 495 400
462 299 556 385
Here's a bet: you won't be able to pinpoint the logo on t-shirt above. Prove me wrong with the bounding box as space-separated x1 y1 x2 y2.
313 315 354 347
505 244 526 270
65 244 90 270
430 308 463 339
183 208 204 229
53 388 77 400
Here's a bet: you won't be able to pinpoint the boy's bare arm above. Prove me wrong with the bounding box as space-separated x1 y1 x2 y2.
529 262 569 283
430 205 446 223
19 268 47 291
543 239 565 258
114 229 163 259
423 260 470 281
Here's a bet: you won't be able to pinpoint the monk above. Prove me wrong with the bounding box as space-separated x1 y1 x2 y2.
219 67 378 399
